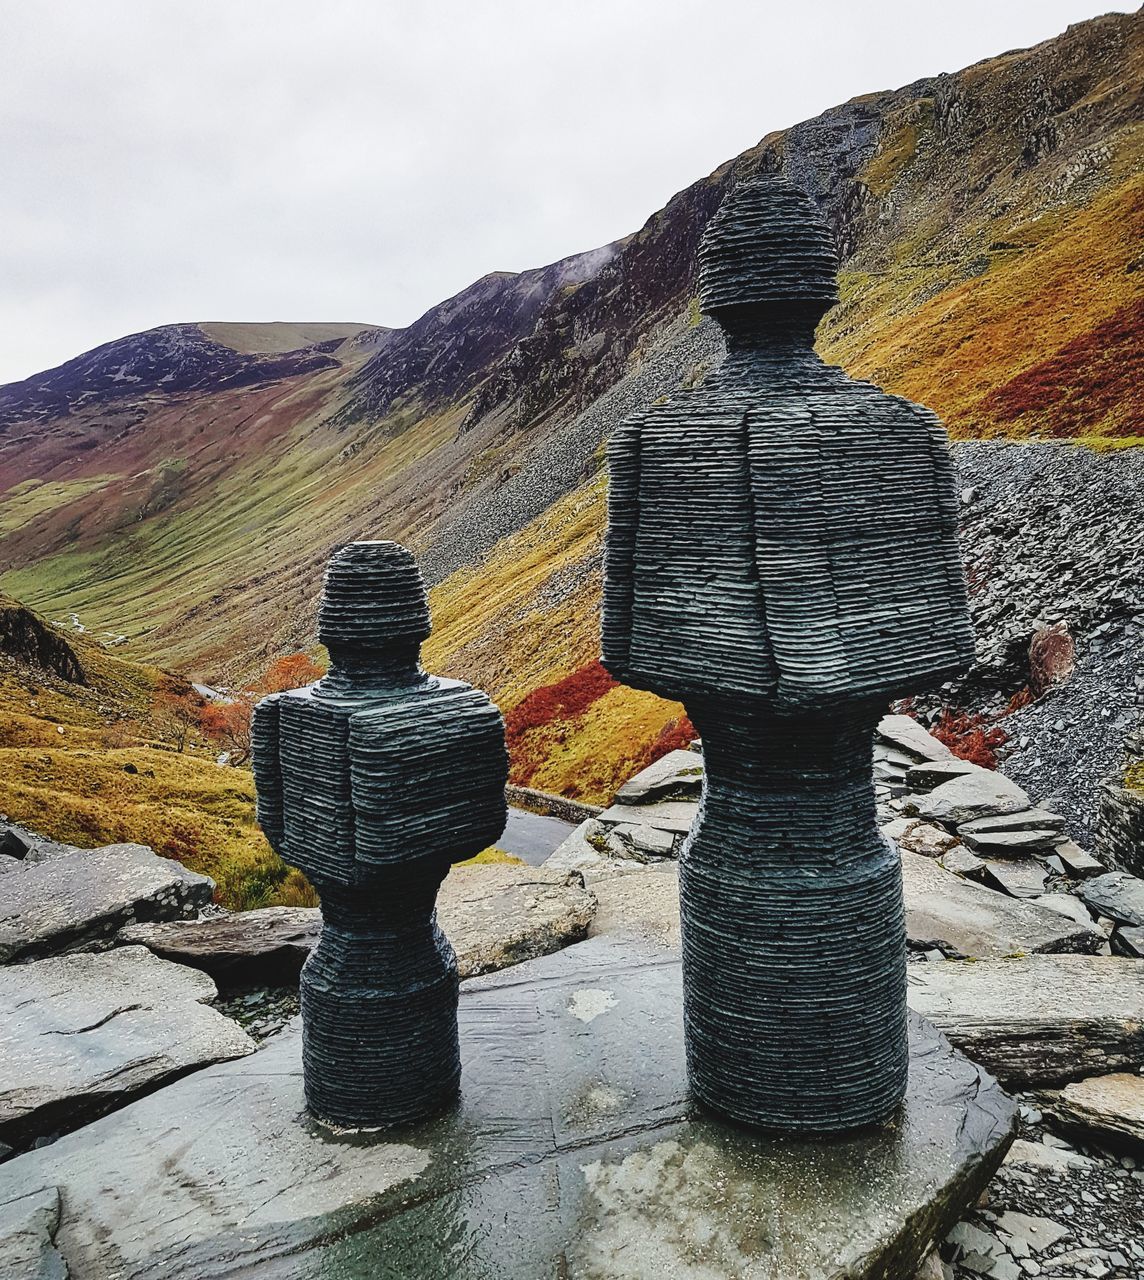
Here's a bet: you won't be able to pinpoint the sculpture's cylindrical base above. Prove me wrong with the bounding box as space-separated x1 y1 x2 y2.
680 701 907 1133
301 874 460 1129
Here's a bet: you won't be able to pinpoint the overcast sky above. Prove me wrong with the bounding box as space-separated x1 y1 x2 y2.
0 1 1132 384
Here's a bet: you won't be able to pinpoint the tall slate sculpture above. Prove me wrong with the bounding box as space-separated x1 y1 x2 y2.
251 541 508 1128
602 174 975 1132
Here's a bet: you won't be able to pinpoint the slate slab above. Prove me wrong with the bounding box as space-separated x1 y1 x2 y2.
958 809 1067 836
1077 871 1144 927
0 937 1016 1280
904 760 981 792
119 866 598 986
876 715 954 763
905 771 1031 827
595 799 698 835
1055 841 1105 878
1051 1073 1144 1150
0 843 214 963
613 749 704 805
974 860 1049 899
120 907 322 985
0 1185 66 1280
0 946 254 1147
906 955 1144 1086
435 863 597 977
900 850 1103 958
959 829 1064 857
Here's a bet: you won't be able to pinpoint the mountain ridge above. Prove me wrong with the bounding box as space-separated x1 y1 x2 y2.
1 8 1140 801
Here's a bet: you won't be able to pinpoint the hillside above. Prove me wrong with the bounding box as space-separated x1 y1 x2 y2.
1 11 1140 813
0 594 314 909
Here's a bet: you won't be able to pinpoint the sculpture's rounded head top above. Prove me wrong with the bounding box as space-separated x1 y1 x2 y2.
697 174 839 322
318 541 431 651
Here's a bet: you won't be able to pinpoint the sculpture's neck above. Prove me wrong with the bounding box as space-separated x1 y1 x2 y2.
710 305 837 387
315 642 429 699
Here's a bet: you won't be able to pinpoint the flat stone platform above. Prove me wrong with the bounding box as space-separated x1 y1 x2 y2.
0 937 1016 1280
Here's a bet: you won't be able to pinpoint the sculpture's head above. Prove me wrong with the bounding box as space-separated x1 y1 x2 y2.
317 541 431 691
697 173 839 336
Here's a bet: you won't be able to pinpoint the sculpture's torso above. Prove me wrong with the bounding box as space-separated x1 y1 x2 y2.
604 341 975 709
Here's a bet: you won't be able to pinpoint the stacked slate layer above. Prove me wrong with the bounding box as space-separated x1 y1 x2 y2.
252 541 508 1129
601 174 975 1133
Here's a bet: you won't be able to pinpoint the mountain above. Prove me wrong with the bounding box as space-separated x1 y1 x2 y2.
1 10 1140 805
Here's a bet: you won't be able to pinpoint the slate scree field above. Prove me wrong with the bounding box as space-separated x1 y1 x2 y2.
0 10 1143 1280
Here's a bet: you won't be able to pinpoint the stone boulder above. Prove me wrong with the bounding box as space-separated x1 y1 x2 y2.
1077 871 1144 927
0 843 214 963
0 938 1017 1279
1050 1073 1144 1150
0 946 254 1148
906 955 1144 1086
437 863 597 977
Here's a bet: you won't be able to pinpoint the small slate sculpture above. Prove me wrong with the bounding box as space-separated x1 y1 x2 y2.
252 541 508 1128
602 174 974 1132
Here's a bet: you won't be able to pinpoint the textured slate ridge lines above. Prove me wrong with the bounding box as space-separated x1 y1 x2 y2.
601 174 975 1132
696 175 839 314
251 541 508 1128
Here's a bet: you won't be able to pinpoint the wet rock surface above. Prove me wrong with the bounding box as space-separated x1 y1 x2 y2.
0 946 254 1149
0 843 213 963
0 937 1016 1280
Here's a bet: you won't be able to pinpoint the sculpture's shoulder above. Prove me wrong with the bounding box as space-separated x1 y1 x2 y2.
348 678 507 868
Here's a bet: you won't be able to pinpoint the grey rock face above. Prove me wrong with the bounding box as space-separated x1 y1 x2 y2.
0 938 1016 1280
0 1186 67 1280
119 907 322 986
900 850 1103 958
600 174 974 1133
251 541 508 1129
906 955 1144 1086
0 843 214 964
1051 1073 1144 1150
905 769 1031 827
0 946 253 1148
1077 871 1144 927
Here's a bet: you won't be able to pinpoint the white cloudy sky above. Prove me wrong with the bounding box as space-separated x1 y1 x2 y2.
0 1 1131 384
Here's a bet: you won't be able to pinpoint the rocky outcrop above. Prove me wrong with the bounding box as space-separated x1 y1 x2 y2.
0 597 84 682
0 843 214 963
0 946 254 1148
